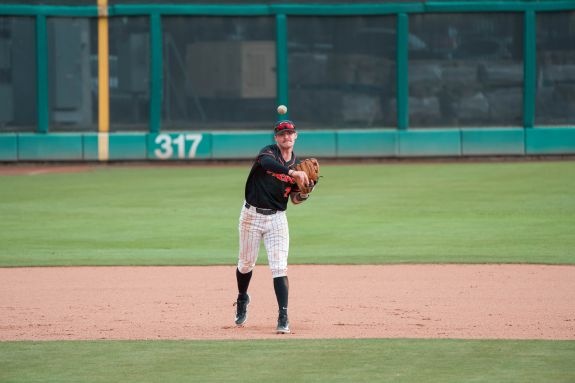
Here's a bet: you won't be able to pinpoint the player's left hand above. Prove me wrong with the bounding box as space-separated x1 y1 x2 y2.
294 158 320 194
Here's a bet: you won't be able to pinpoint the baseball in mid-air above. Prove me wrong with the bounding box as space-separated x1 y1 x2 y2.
277 105 288 115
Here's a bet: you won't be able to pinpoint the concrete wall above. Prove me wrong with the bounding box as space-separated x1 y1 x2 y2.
1 128 574 161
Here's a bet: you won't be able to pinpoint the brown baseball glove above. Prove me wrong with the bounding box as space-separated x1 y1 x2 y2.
294 158 320 194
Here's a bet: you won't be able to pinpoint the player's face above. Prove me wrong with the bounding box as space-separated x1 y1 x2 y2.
274 130 297 150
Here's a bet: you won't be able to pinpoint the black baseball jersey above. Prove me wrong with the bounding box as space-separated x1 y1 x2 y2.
245 144 299 211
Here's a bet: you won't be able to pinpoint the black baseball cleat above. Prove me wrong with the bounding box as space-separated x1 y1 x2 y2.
276 310 290 334
234 294 250 326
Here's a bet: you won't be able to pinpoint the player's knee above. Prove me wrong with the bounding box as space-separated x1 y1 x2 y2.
237 261 255 274
271 267 287 278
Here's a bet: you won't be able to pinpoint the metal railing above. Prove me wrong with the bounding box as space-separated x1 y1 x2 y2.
1 1 574 133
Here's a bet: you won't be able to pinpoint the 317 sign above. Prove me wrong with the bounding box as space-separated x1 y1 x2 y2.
153 134 203 159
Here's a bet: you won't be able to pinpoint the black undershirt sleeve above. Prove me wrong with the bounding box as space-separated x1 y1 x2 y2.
259 155 291 175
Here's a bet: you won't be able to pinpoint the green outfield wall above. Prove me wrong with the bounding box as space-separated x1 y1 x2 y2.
1 1 574 161
1 128 574 161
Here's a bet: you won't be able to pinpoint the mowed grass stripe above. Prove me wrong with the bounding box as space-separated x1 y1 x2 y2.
0 339 574 383
0 161 573 266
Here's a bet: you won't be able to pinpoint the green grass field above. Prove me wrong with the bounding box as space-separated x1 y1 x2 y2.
1 161 574 382
0 161 574 266
1 339 574 383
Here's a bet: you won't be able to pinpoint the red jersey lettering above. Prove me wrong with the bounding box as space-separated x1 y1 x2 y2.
266 170 296 184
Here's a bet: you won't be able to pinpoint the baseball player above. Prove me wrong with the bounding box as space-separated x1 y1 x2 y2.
234 120 313 334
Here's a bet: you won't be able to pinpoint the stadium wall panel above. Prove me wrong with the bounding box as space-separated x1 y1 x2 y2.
1 128 574 162
461 129 525 156
108 134 148 161
18 133 83 161
0 134 18 161
337 130 397 157
296 131 337 158
83 134 101 161
525 128 575 155
211 132 273 159
398 130 461 157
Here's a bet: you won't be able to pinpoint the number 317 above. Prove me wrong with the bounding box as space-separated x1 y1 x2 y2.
154 134 203 159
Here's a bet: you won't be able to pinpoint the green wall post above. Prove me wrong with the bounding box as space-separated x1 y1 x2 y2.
523 10 536 128
35 14 48 133
397 13 408 130
276 13 288 113
150 13 163 134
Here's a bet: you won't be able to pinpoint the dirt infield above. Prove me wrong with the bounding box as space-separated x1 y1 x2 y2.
1 265 574 341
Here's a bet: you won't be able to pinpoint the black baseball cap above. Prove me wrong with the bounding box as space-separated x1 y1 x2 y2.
274 120 296 134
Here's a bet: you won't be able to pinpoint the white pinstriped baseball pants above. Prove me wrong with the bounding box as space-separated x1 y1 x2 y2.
237 202 289 278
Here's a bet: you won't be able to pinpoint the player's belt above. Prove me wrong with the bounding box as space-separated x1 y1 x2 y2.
244 202 277 215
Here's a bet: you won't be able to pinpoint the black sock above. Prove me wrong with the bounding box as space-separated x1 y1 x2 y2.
273 276 289 313
236 269 252 300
